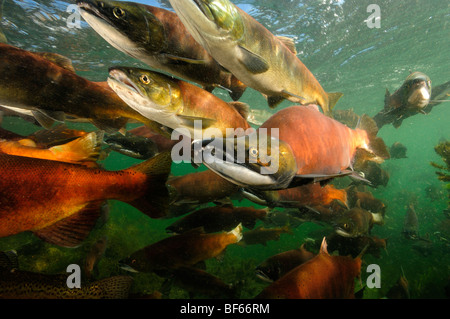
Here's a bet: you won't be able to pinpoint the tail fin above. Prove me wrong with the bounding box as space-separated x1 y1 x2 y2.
355 114 390 166
49 131 104 163
229 223 243 242
124 152 172 218
229 76 247 101
326 92 344 115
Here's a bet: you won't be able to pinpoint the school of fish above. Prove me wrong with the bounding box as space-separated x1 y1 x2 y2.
0 0 448 300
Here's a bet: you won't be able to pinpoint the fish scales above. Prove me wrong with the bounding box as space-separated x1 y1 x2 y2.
0 152 170 240
260 105 367 175
256 239 361 299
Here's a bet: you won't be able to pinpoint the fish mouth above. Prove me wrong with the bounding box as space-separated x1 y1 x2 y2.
192 138 280 189
240 188 268 206
334 227 353 238
192 132 297 190
108 68 142 96
119 262 140 273
255 269 273 283
408 86 431 109
77 0 105 21
77 1 146 56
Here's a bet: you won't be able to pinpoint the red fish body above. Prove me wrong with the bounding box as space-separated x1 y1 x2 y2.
0 153 171 246
261 105 371 176
256 238 362 299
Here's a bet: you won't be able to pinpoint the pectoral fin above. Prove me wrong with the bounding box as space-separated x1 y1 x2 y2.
282 90 305 102
32 110 66 129
237 45 270 74
176 114 217 129
33 202 103 248
267 95 285 108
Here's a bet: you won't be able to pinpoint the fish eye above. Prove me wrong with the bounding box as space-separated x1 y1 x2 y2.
113 7 126 19
343 223 349 229
131 259 136 264
140 75 151 85
249 147 258 157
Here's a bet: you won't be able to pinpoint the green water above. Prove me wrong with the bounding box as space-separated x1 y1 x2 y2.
0 0 449 299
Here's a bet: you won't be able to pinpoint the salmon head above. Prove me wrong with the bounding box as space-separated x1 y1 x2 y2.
108 66 183 126
192 129 297 190
404 72 431 111
169 0 244 49
77 0 166 55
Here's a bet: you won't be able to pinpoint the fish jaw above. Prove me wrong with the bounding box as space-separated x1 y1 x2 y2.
404 72 432 110
408 85 431 110
107 67 179 129
192 131 297 190
77 0 149 58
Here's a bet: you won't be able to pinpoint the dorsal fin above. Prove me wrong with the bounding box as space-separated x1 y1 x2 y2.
319 237 329 255
276 36 297 55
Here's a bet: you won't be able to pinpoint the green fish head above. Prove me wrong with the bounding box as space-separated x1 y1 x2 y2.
193 130 297 190
119 249 148 273
77 0 166 52
403 72 432 110
334 209 366 238
173 0 244 40
108 66 181 113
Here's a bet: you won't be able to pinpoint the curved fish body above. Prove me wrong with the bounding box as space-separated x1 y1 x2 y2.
169 0 342 113
194 105 389 190
373 72 432 129
0 131 103 164
326 233 387 259
255 244 315 282
334 206 384 238
0 269 132 299
169 266 240 298
347 187 386 215
108 67 252 138
166 205 267 234
241 226 291 246
256 238 362 299
0 152 171 247
128 125 179 153
402 204 419 239
104 131 159 160
167 169 240 206
244 183 348 209
0 43 159 133
77 0 246 101
120 223 242 272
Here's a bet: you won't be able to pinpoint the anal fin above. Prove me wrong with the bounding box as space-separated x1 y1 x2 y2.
33 202 103 248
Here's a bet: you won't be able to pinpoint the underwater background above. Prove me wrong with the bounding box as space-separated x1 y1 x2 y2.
0 0 448 299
